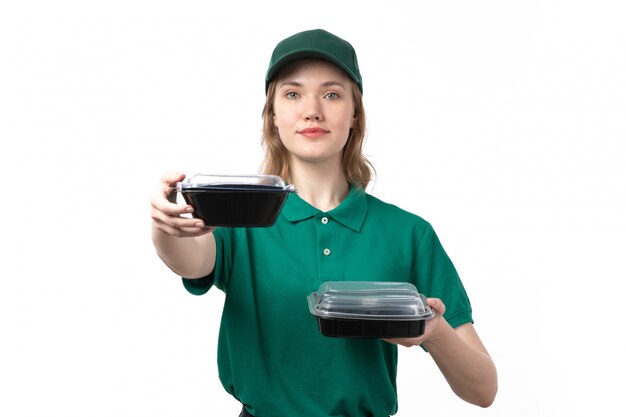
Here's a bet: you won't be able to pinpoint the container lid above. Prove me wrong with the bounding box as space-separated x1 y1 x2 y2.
307 281 435 321
176 174 295 191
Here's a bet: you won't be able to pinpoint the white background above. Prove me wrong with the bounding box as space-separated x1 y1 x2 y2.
1 1 625 416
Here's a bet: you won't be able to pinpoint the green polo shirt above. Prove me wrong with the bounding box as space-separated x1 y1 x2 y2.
183 187 473 417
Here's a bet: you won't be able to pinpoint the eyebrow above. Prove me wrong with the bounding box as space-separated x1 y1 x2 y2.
278 80 347 89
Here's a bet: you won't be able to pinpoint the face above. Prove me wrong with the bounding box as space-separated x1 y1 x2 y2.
272 59 356 167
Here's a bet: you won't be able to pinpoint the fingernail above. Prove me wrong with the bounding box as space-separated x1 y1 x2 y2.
195 222 203 228
185 207 194 213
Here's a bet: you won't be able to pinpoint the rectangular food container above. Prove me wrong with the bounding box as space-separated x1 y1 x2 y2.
307 281 434 338
176 174 295 227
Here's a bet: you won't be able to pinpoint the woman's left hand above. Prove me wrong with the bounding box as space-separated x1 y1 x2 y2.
382 298 445 347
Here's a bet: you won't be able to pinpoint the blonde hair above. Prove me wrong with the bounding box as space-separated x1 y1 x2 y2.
260 78 374 189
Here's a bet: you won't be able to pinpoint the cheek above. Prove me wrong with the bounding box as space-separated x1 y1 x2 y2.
273 117 285 134
272 110 283 130
350 104 357 128
273 110 297 134
272 107 285 128
344 113 356 131
272 117 289 142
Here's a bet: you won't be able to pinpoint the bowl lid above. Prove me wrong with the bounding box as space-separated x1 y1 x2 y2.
307 281 435 321
176 174 295 191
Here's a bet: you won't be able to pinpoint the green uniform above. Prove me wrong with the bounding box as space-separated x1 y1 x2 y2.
183 187 473 417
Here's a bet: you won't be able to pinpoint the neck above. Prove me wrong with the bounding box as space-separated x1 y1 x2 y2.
289 157 350 212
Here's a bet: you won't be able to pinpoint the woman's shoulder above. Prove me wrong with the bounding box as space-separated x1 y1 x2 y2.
364 192 433 231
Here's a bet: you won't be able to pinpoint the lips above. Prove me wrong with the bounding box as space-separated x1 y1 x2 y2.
298 127 328 138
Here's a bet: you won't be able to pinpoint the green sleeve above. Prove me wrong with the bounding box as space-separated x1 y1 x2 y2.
181 227 233 295
413 224 473 329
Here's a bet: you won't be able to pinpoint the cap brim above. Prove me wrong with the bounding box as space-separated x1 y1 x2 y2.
265 49 360 93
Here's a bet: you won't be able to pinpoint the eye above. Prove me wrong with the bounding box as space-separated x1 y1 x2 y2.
325 92 339 100
286 92 299 99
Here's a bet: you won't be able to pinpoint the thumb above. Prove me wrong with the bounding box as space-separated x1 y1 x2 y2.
426 298 445 317
161 171 186 186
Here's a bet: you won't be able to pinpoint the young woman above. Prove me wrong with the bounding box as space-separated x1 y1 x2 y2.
151 29 497 417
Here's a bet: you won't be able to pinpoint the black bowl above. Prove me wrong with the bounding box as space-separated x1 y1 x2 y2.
314 316 427 338
181 184 291 227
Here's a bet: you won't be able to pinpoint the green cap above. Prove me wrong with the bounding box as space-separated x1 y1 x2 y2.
265 29 362 94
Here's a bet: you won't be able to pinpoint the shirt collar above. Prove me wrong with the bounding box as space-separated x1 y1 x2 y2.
281 186 368 232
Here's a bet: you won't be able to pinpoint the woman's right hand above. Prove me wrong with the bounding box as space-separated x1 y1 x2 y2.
150 171 214 238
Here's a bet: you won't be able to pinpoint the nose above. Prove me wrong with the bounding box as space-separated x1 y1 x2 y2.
303 97 323 121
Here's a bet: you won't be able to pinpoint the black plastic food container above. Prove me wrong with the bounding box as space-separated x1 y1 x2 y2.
307 281 435 338
176 174 295 227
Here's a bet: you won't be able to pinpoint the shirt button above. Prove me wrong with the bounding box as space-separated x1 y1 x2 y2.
323 248 331 256
321 217 329 224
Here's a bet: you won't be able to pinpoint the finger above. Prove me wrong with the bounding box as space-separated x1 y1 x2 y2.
159 179 182 204
160 171 186 186
196 226 215 236
151 206 204 229
150 174 189 211
157 172 186 203
382 338 417 348
151 188 194 217
426 298 446 316
153 218 213 237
